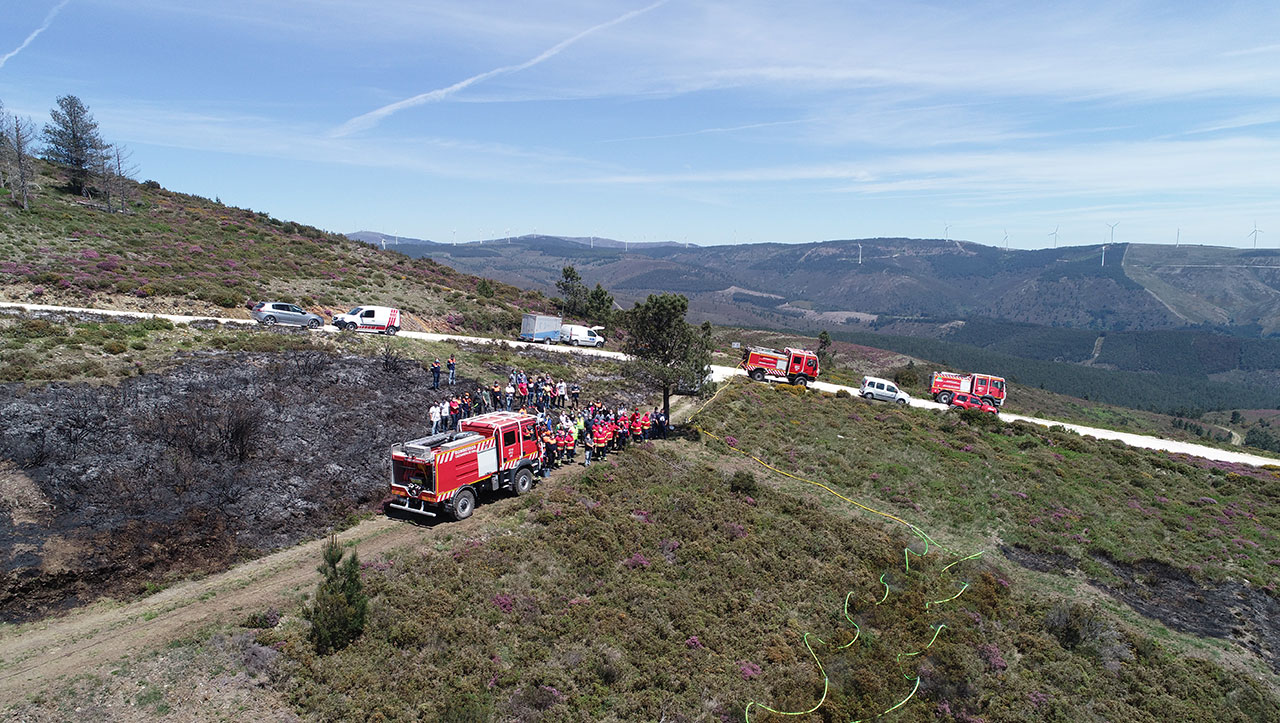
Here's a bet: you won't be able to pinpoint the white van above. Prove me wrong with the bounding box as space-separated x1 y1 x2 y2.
559 324 605 347
332 306 401 335
860 376 911 405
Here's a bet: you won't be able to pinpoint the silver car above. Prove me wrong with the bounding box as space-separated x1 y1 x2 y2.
860 376 911 405
251 301 324 329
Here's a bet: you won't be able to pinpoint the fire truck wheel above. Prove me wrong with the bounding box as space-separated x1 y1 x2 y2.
793 376 808 387
982 396 996 407
513 468 534 495
937 391 953 405
451 489 476 520
750 369 765 382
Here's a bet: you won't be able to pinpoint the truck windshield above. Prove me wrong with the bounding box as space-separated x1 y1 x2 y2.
346 307 362 315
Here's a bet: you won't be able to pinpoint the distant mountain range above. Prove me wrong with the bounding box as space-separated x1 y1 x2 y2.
349 232 1280 338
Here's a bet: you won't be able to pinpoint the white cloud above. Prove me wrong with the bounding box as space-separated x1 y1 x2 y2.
0 0 70 71
332 0 671 137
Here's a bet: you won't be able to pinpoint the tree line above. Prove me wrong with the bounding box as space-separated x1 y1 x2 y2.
0 94 138 212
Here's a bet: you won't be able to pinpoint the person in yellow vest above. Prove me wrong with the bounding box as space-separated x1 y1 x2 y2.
641 411 652 440
556 428 569 462
630 412 643 441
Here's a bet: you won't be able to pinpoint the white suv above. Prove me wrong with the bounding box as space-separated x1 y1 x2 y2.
860 376 911 405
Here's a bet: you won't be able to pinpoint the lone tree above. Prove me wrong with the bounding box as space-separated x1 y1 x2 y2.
620 293 712 421
43 95 105 196
584 283 615 328
555 265 589 318
306 535 368 655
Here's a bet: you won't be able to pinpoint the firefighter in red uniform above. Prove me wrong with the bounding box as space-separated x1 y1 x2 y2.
611 414 627 447
630 412 643 441
556 428 569 463
589 422 608 465
641 411 651 440
565 426 577 461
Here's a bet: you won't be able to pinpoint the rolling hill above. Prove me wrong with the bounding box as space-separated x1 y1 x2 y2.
380 233 1280 410
0 162 551 336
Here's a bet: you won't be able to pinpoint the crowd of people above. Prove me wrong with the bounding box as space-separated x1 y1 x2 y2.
425 364 671 474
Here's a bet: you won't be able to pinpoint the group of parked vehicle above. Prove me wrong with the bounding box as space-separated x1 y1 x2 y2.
737 343 1005 415
250 302 403 334
517 314 606 347
858 372 1004 414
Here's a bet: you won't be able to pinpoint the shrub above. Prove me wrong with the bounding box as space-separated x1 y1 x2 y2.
306 536 368 655
959 408 1001 428
893 363 920 390
729 470 758 495
103 340 127 354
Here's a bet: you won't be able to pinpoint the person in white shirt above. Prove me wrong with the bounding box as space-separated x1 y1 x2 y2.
430 402 441 435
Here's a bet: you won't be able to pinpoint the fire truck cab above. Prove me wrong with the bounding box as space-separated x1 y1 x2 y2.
740 346 820 386
930 371 1006 408
388 411 542 521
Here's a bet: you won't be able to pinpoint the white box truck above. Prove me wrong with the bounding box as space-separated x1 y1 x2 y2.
519 314 562 343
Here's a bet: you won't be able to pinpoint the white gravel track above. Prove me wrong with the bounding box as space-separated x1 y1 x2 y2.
4 301 1275 469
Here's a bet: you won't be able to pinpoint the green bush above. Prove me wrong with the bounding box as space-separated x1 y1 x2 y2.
103 340 127 354
728 470 758 495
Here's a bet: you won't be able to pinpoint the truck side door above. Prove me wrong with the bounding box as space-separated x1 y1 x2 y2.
501 427 520 466
974 376 989 397
519 421 538 459
789 353 804 375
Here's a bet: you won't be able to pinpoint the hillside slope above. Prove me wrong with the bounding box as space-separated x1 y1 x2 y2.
0 163 548 335
9 382 1277 720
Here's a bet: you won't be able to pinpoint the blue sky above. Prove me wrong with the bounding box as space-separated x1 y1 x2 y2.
2 0 1278 249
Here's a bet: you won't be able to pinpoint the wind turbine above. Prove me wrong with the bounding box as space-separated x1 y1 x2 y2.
944 224 952 241
1003 228 1009 249
1101 245 1108 266
1106 221 1119 245
452 228 457 246
857 243 863 265
1175 228 1180 247
1250 222 1264 248
1049 226 1059 248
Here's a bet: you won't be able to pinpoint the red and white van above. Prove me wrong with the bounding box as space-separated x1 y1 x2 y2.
332 305 401 334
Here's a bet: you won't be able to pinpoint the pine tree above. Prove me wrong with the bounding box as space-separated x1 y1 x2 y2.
42 95 105 196
620 294 712 420
306 535 368 654
556 265 589 318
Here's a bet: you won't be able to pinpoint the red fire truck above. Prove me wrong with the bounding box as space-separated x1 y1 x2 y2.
930 371 1007 407
739 346 820 387
388 411 542 521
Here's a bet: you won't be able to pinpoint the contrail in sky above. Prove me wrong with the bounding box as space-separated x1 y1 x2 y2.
0 0 71 70
332 0 670 137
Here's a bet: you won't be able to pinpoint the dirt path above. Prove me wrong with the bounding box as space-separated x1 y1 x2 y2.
0 515 435 704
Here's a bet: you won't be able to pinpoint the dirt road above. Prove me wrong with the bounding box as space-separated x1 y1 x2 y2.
0 515 426 705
